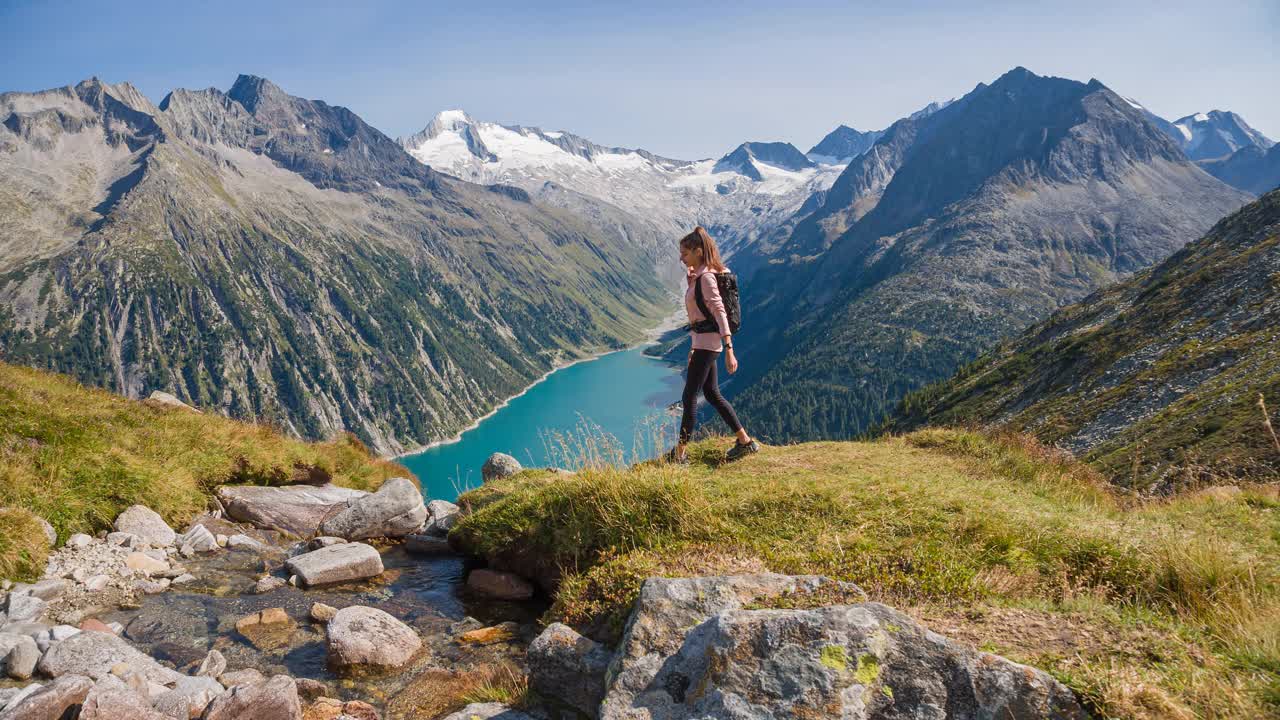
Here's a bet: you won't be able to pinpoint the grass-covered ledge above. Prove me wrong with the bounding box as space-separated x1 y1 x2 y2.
452 429 1280 719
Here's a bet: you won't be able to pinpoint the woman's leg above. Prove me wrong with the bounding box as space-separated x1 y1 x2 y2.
678 350 716 449
700 353 748 440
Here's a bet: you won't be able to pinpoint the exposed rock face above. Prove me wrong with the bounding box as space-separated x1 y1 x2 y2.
600 575 1086 720
218 485 367 537
284 543 383 588
0 674 92 720
325 606 421 669
37 630 183 685
466 570 534 600
317 478 427 540
201 674 302 720
528 623 611 716
113 506 176 547
481 453 522 482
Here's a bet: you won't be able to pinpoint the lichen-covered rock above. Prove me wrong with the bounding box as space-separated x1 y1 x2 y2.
425 500 461 535
439 703 536 720
202 674 302 720
528 623 611 717
113 506 176 548
36 630 183 685
326 606 420 669
600 574 1087 720
284 543 383 588
481 453 522 482
466 569 533 600
217 485 367 537
318 478 427 540
0 674 92 720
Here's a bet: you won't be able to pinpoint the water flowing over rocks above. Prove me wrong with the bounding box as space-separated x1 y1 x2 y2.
218 485 369 537
481 453 522 483
317 478 428 540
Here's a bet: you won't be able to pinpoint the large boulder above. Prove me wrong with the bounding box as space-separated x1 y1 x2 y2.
425 500 460 536
152 675 224 719
217 485 367 537
481 453 522 482
0 633 40 680
202 674 301 720
284 543 383 588
600 574 1087 720
326 606 421 669
317 478 427 540
528 623 611 717
36 630 183 685
79 674 169 720
0 674 92 720
113 506 176 548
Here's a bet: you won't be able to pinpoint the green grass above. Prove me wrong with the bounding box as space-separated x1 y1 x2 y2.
453 429 1280 720
0 361 408 578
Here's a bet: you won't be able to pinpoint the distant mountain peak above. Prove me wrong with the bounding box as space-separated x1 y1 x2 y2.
1170 109 1273 160
807 125 883 163
714 141 814 180
227 74 290 114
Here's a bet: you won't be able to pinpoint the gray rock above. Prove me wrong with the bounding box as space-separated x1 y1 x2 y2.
254 576 286 594
0 623 49 642
0 633 40 680
152 675 223 719
201 674 301 720
305 536 346 551
225 534 264 551
0 684 42 713
218 668 265 687
0 674 92 720
5 595 44 624
425 499 461 535
171 574 196 585
600 574 1086 720
113 506 176 547
528 623 611 717
195 650 226 679
147 391 199 413
36 629 183 685
107 532 142 548
11 580 67 603
36 519 56 548
481 453 522 482
66 534 93 549
177 524 218 553
133 578 169 595
325 606 421 668
125 552 169 575
439 703 536 720
467 569 534 600
34 625 79 654
79 674 169 720
0 689 18 712
217 485 367 536
403 534 452 555
284 543 382 588
318 477 427 540
84 574 110 592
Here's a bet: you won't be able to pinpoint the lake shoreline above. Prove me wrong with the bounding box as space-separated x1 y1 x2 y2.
392 308 685 460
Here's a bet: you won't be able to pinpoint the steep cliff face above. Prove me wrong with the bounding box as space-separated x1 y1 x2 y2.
888 190 1280 490
0 77 670 454
723 68 1250 442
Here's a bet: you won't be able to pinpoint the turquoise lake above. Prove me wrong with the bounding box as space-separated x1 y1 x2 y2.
401 346 685 501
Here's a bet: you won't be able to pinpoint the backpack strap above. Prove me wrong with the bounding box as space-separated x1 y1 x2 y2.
693 270 714 329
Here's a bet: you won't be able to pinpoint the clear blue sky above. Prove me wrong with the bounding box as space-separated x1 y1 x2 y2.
2 0 1276 159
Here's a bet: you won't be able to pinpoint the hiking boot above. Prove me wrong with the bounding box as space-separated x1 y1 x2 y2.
664 448 690 465
725 439 760 461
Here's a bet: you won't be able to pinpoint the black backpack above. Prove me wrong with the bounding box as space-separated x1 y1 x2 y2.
692 271 742 334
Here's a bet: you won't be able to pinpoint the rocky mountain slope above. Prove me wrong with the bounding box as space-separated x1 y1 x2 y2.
722 67 1250 442
0 76 671 455
887 189 1280 491
1198 141 1280 195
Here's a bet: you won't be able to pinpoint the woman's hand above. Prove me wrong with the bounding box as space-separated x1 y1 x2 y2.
725 348 738 374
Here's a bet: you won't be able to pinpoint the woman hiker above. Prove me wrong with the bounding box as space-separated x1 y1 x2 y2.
667 226 760 464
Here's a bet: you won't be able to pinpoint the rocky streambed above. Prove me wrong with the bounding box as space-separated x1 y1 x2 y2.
0 453 1095 719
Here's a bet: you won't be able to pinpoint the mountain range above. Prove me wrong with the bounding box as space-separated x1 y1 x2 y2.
888 189 1280 490
0 76 671 455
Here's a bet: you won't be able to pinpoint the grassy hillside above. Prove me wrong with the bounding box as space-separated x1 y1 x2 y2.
887 189 1280 491
0 361 407 579
453 432 1279 719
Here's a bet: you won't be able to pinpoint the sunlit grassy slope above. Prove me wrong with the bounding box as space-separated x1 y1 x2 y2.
455 430 1280 720
0 361 408 579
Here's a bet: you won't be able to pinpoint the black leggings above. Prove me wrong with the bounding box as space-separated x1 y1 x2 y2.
680 349 744 443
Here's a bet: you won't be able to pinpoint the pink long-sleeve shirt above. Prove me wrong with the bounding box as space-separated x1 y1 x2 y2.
685 265 732 352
